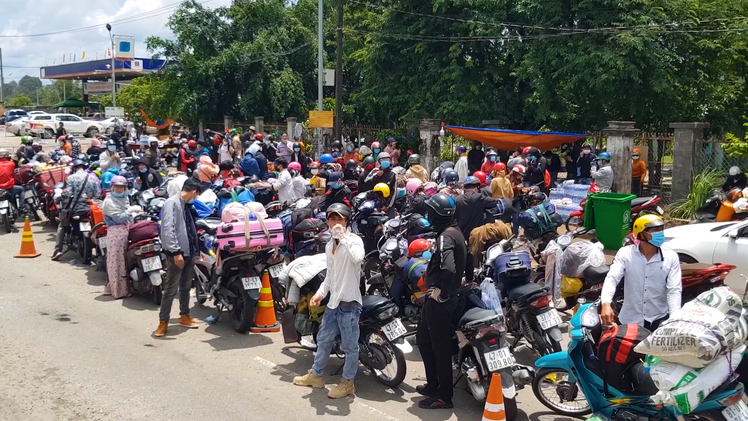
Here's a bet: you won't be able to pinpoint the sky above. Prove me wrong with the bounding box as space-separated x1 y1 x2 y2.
0 0 233 83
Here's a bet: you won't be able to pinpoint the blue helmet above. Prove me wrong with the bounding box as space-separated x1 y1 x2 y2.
456 145 467 153
444 169 458 185
464 176 480 187
319 153 334 164
598 152 611 161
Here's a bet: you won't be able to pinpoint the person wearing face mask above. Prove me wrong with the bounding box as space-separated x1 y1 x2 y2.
357 156 378 192
600 214 681 330
454 145 469 182
384 137 400 167
361 151 398 208
86 138 105 157
490 162 513 200
99 140 121 173
58 136 72 156
591 151 614 192
219 135 235 163
51 160 101 261
260 134 278 162
135 158 163 192
343 142 358 163
102 176 140 299
178 140 198 173
321 171 352 212
481 149 498 174
467 141 485 174
524 147 547 188
153 177 202 337
288 161 307 199
370 141 382 161
631 148 647 196
388 238 431 316
293 203 365 399
255 157 297 205
144 137 161 169
723 166 747 192
405 154 429 183
575 143 596 184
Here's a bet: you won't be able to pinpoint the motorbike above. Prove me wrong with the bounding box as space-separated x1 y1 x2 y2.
0 188 17 233
126 216 164 304
532 300 747 419
14 167 42 221
565 182 664 232
478 237 565 356
694 188 748 223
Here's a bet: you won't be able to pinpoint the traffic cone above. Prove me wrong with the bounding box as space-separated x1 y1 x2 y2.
15 217 41 258
482 373 507 421
250 269 280 333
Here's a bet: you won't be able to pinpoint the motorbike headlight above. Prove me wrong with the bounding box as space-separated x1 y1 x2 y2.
580 305 600 329
376 305 398 321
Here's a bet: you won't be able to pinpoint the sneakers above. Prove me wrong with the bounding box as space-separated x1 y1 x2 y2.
51 250 63 261
418 396 453 409
293 370 325 389
178 314 199 329
415 384 438 397
153 321 168 337
328 379 355 399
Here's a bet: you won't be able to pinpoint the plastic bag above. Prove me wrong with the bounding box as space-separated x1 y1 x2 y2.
733 197 748 213
558 240 605 278
560 277 583 297
481 278 503 313
541 239 563 305
197 188 217 205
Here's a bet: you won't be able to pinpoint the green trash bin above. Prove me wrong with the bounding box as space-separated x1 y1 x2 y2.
583 193 596 230
589 193 637 250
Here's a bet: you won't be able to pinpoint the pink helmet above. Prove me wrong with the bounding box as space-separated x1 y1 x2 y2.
423 181 438 196
110 175 128 186
405 178 423 195
91 139 102 147
512 164 526 175
288 161 302 171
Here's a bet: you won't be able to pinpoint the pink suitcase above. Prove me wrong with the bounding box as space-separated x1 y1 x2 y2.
215 215 284 252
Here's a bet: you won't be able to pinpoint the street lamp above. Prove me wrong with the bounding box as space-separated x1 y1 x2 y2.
106 23 116 106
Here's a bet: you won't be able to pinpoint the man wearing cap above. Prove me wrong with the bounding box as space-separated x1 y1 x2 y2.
454 145 469 182
255 157 297 205
321 171 352 212
135 157 163 192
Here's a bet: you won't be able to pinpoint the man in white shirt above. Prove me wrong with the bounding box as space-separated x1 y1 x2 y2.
294 203 365 399
289 161 307 199
601 214 681 330
259 157 297 205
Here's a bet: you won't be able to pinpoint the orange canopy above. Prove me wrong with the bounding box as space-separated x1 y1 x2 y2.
445 125 587 151
140 109 175 130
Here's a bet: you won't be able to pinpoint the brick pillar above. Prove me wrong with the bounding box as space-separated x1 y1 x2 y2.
223 115 232 132
419 119 442 173
602 121 639 194
254 116 264 134
286 117 297 141
670 122 709 202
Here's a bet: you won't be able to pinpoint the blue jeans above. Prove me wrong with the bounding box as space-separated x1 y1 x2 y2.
312 301 362 380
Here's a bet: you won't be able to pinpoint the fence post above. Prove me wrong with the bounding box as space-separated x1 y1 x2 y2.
223 115 233 132
254 116 264 134
286 117 297 140
419 119 442 173
602 121 639 194
198 120 204 141
670 122 709 202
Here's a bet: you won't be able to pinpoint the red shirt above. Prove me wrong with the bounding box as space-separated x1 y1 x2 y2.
0 159 16 190
481 161 495 174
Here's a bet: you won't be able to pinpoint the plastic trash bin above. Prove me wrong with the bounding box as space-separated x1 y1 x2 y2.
589 193 636 250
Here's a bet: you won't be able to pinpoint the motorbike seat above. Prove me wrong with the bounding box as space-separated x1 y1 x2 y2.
128 238 159 249
361 295 390 318
457 307 500 330
630 363 658 396
507 282 547 303
583 264 610 285
196 218 222 235
631 197 655 208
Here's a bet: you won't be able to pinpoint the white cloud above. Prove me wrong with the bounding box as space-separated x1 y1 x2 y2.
0 0 232 83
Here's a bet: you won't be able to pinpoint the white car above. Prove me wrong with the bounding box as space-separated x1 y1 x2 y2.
27 111 47 116
98 117 125 134
664 219 748 283
5 117 31 135
27 113 104 138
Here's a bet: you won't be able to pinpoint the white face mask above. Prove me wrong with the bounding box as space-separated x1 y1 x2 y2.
311 169 318 175
582 149 591 155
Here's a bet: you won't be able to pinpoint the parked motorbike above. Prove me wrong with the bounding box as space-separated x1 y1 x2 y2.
57 208 94 264
0 188 17 233
14 167 41 221
532 300 747 419
478 238 564 356
564 182 664 232
694 188 748 223
126 217 164 304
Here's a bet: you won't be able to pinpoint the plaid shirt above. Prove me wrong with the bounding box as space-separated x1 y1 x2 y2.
65 170 101 213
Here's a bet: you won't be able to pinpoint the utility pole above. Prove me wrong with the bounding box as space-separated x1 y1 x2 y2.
0 47 4 103
107 24 116 107
334 0 343 142
317 0 324 112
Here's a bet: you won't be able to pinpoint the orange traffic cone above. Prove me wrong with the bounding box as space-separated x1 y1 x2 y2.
15 217 41 258
250 269 280 333
482 373 507 421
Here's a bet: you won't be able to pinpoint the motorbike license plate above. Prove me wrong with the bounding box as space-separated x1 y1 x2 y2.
537 309 563 330
381 318 407 341
242 276 262 290
0 200 8 213
98 237 107 250
79 222 91 232
656 206 664 215
484 347 515 372
141 256 162 272
24 190 34 199
268 263 285 278
723 399 748 421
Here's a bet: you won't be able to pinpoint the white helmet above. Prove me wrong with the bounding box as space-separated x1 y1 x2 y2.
730 166 741 176
148 136 159 144
247 143 261 156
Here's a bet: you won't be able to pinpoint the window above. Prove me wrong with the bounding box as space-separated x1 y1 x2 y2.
34 116 51 121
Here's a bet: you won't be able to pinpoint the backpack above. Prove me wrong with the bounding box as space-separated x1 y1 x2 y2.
290 218 327 255
128 220 160 243
597 324 651 394
519 202 561 239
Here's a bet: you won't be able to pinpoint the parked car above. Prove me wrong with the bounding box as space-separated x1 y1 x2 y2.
27 111 47 116
27 114 104 138
99 117 125 134
1 109 28 125
664 219 748 284
5 116 32 136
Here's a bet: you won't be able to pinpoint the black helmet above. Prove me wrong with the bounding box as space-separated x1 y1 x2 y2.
406 214 432 237
326 202 351 220
106 139 117 147
362 156 375 167
426 193 456 217
495 198 516 223
72 159 88 169
408 154 420 165
331 140 343 150
346 159 357 170
444 169 458 185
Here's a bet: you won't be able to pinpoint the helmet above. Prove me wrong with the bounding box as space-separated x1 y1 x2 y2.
254 133 264 141
523 146 532 155
110 175 128 186
319 153 334 164
463 176 480 187
426 193 456 217
332 140 342 149
408 154 420 165
58 136 67 142
0 149 9 159
387 137 396 144
148 136 159 144
444 169 458 185
310 161 320 168
72 159 88 169
406 215 432 236
512 165 526 175
486 149 497 157
371 141 381 151
188 140 197 148
362 156 375 168
406 178 423 194
632 214 665 237
493 162 506 172
440 161 455 170
423 182 438 196
288 161 302 171
473 171 487 185
91 139 102 147
326 202 351 220
373 182 391 198
248 143 261 156
456 145 467 153
730 166 741 176
598 152 611 161
408 238 431 258
106 139 117 147
495 198 516 223
346 159 357 170
378 151 391 160
31 142 41 149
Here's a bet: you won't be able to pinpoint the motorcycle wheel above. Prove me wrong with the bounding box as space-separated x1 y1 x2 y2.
532 368 591 416
362 256 381 281
361 332 406 387
27 199 41 222
227 280 254 334
78 235 93 264
2 213 10 233
504 397 518 421
193 270 208 306
564 214 583 233
152 284 163 305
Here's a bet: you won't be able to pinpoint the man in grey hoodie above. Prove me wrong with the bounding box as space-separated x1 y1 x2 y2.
153 178 202 337
591 152 614 192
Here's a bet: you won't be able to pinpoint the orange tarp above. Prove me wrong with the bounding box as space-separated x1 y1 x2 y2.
445 125 587 151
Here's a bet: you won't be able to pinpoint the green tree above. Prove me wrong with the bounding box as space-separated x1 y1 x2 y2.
16 76 42 99
116 76 170 125
6 94 34 107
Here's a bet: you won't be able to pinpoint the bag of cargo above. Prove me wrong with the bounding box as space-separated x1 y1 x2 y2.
597 323 651 393
519 202 562 239
560 277 583 297
128 220 160 243
558 240 605 278
290 218 327 255
215 210 284 252
492 250 532 282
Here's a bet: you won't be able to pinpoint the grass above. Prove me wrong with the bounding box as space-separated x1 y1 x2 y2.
668 169 725 220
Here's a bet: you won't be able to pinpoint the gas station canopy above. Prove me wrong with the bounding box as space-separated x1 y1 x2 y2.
40 58 166 81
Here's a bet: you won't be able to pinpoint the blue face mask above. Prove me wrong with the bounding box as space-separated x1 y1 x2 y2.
108 146 117 151
186 198 195 205
331 183 341 189
139 168 148 173
648 231 666 247
373 148 380 154
112 191 126 198
294 148 300 152
490 156 496 162
380 160 391 169
528 156 537 163
422 251 432 260
347 147 353 152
